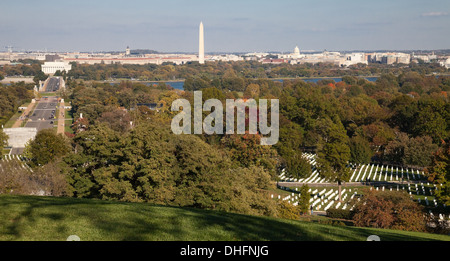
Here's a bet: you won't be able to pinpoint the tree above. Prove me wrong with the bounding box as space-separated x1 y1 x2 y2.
63 122 277 216
384 133 438 167
388 94 417 133
352 190 426 232
413 100 449 143
28 129 70 166
98 108 131 133
201 86 226 101
316 117 351 202
426 142 450 206
361 121 396 147
31 159 71 196
22 140 33 159
0 155 69 196
33 70 48 85
221 133 279 177
0 129 8 156
281 150 311 179
243 83 261 99
349 135 373 164
298 185 311 215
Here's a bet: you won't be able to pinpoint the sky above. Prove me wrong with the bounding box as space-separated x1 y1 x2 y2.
1 0 449 53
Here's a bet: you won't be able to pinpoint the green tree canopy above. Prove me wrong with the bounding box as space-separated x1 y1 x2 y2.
426 142 450 206
0 129 8 156
29 129 70 166
349 135 373 164
316 117 351 202
63 122 277 216
298 185 311 214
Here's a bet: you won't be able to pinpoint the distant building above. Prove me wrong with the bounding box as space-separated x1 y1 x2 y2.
125 46 131 56
440 57 450 69
381 55 397 65
261 58 288 64
367 52 410 65
340 53 367 67
278 46 302 59
412 52 437 63
45 54 61 62
64 55 196 65
243 52 269 60
293 46 300 56
208 54 243 62
41 61 72 74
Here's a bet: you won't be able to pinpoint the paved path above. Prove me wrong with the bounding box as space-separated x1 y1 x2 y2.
57 101 65 135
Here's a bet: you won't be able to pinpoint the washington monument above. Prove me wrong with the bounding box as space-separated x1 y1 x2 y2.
199 22 205 64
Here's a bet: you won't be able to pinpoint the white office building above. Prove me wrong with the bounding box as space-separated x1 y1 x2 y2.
340 53 368 67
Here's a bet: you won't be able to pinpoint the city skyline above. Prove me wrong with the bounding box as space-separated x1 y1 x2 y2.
1 0 449 53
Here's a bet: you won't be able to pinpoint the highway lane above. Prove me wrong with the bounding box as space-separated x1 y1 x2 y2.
25 96 58 132
25 77 61 132
45 77 60 92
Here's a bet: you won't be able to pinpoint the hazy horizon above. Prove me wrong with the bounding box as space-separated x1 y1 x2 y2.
1 0 449 53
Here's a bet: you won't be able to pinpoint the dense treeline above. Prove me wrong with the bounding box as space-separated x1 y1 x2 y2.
58 71 450 208
0 82 35 126
279 73 450 166
0 63 42 78
61 60 450 82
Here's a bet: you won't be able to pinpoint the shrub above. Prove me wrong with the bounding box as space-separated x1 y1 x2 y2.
0 159 69 196
352 189 426 232
276 200 300 220
326 208 354 220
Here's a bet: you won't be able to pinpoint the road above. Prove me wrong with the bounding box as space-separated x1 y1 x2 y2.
24 76 61 132
25 96 58 132
44 77 61 92
7 77 62 155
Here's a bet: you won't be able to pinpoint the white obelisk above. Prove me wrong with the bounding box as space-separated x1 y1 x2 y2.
199 22 205 64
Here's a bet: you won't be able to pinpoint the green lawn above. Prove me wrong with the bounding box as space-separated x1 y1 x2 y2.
64 119 74 134
0 195 449 241
3 111 22 128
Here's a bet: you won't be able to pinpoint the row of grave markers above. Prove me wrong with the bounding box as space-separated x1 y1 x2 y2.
272 186 359 212
278 153 427 183
0 154 33 173
273 184 447 218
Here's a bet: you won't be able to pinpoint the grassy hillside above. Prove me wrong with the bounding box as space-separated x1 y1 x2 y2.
0 195 449 241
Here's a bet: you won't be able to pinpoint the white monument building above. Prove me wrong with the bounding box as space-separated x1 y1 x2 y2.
279 46 304 59
293 46 301 58
41 61 72 74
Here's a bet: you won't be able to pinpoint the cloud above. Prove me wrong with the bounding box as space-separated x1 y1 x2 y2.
421 12 448 17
